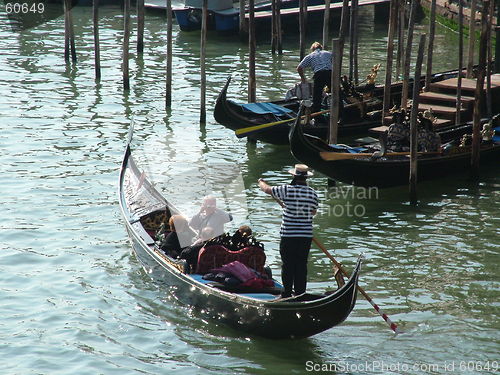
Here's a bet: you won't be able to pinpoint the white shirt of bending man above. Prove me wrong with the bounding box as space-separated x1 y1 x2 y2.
189 196 233 238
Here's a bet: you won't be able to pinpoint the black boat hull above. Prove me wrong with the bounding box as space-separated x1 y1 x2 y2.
213 69 469 145
289 117 500 188
119 145 362 339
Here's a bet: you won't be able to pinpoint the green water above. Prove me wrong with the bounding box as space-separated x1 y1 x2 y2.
0 4 498 375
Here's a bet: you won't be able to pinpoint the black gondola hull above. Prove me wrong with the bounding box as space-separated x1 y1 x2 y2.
119 145 362 339
290 118 500 188
213 69 471 145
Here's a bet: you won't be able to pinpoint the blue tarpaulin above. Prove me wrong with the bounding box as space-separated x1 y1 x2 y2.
328 144 369 153
239 102 293 116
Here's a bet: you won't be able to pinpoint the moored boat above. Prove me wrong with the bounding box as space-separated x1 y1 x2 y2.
214 76 383 145
172 0 328 32
289 110 500 188
119 138 362 339
214 67 476 145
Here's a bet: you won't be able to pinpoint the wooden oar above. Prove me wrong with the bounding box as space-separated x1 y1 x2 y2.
311 238 402 334
268 193 402 334
320 150 442 161
235 109 329 138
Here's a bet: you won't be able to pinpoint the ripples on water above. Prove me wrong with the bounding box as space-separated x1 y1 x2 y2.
0 6 498 375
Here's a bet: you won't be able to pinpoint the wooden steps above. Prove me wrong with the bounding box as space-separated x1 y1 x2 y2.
417 103 468 121
430 77 500 95
419 91 474 110
382 115 452 127
410 74 499 128
375 74 498 133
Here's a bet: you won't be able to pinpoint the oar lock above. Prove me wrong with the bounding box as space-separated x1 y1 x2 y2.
299 100 313 125
300 100 313 108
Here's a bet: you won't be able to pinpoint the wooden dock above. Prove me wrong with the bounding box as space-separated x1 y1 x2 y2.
246 0 389 20
372 73 500 134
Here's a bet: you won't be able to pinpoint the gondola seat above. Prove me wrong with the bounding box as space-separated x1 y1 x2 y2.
196 245 266 274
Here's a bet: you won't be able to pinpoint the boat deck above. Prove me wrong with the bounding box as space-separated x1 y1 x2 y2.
188 273 283 301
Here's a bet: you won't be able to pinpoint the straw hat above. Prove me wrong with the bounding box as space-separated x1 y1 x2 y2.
288 164 313 177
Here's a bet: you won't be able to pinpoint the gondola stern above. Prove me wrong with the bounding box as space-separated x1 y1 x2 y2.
213 75 232 124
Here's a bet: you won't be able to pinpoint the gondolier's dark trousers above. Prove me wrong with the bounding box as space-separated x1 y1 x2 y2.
312 69 332 113
279 236 313 297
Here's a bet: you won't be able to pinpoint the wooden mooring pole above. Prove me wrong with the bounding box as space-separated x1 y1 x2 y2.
272 0 277 54
276 0 282 54
322 0 331 50
471 0 490 180
424 0 436 91
299 0 306 60
271 0 283 54
248 0 256 103
466 0 477 78
239 0 246 36
166 0 173 107
496 0 500 73
349 0 359 84
396 0 404 80
455 0 464 125
409 34 427 205
123 0 131 90
200 0 208 123
328 39 342 145
401 0 417 110
64 0 77 62
338 0 350 63
382 0 398 122
137 0 145 54
486 0 494 117
93 0 101 80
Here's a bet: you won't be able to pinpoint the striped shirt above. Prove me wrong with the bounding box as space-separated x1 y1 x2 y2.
271 184 319 238
298 48 333 74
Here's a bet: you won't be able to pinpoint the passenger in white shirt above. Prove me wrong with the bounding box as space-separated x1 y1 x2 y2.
189 196 232 239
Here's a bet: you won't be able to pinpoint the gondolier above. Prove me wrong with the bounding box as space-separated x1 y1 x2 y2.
258 164 318 298
297 42 333 113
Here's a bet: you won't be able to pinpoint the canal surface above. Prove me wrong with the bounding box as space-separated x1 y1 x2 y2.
1 5 498 374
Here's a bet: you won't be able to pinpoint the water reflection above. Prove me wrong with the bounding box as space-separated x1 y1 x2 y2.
2 4 499 374
126 255 327 374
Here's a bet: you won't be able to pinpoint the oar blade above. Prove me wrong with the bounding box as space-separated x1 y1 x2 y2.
235 119 291 138
319 151 373 161
235 109 329 138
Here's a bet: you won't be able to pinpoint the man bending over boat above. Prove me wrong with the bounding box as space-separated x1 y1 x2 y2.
190 195 233 239
297 42 333 114
258 164 318 298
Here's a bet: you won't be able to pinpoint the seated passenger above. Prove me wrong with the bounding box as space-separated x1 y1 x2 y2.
230 225 253 251
189 195 232 239
159 215 195 258
417 111 441 152
387 110 410 152
155 210 171 243
179 226 214 271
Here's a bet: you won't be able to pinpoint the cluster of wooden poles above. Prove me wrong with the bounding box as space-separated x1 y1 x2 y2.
58 0 498 334
325 0 497 204
62 0 498 203
60 0 384 116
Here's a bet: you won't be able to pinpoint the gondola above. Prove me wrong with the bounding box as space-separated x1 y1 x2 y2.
213 67 480 145
289 110 500 188
119 139 362 339
214 76 384 145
